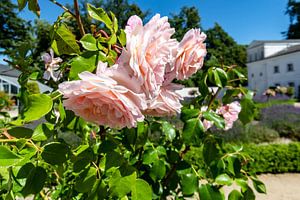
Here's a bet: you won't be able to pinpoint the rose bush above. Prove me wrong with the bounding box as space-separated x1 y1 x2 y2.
0 1 263 200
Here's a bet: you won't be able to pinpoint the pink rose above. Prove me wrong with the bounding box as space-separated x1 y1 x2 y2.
59 62 146 129
119 14 178 98
143 83 183 117
174 29 206 80
217 101 241 130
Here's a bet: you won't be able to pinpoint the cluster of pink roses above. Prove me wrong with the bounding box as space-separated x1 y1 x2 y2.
203 101 241 131
59 14 207 128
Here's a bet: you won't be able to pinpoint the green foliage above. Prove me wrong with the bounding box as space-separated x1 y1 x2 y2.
0 2 262 200
285 0 300 39
186 143 300 174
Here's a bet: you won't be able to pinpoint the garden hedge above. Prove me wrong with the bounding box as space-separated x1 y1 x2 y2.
186 142 300 174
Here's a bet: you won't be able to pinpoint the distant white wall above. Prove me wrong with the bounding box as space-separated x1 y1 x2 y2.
247 51 300 97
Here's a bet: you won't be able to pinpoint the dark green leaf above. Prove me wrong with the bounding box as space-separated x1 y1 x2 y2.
215 174 233 186
0 146 23 167
203 111 225 129
180 173 198 196
150 160 166 181
17 0 27 11
75 167 97 193
239 98 256 124
80 34 98 51
198 184 225 200
181 108 200 122
41 142 69 165
28 0 40 17
17 162 35 179
241 186 255 200
252 178 266 194
8 127 33 139
203 141 218 165
21 166 47 196
182 118 204 144
228 190 243 200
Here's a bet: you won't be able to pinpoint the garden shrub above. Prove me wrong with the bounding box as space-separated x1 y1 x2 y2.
185 143 300 174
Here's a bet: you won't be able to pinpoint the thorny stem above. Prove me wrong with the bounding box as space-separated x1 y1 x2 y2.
73 0 85 36
49 0 76 18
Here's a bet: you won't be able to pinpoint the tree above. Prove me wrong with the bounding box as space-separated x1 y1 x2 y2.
285 0 300 39
0 0 31 57
169 6 202 40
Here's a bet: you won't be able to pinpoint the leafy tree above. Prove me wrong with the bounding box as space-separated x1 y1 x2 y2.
0 0 31 57
169 6 202 40
285 0 300 39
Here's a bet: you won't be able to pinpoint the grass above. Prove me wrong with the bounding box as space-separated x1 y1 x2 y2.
256 99 297 109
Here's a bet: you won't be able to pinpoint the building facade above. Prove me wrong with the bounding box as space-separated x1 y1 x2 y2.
247 40 300 97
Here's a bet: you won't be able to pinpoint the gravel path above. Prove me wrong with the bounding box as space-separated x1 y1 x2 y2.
224 173 300 200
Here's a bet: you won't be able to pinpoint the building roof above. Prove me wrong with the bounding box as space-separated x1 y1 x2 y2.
248 39 300 49
268 44 300 58
0 64 52 93
0 64 21 77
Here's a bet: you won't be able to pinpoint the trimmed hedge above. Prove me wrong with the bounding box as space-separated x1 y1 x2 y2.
185 142 300 174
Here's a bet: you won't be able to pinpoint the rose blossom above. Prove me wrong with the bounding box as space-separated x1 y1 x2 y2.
58 62 146 129
42 49 63 81
143 83 183 117
174 29 206 80
217 101 241 130
118 14 178 98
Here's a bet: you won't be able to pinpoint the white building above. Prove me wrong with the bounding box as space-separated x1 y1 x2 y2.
247 40 300 97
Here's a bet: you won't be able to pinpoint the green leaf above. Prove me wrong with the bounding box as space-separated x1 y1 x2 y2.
142 149 159 165
228 190 243 200
216 68 228 87
108 34 117 44
180 173 198 196
17 0 28 11
181 108 200 122
21 166 47 196
8 127 33 139
215 174 233 186
208 67 227 88
118 29 126 46
241 186 255 200
41 142 69 165
28 0 40 17
203 140 218 165
32 123 54 141
203 111 225 129
109 171 136 198
0 146 23 167
80 34 98 51
51 23 80 55
75 167 97 193
132 179 152 200
23 94 53 122
17 162 35 179
198 184 225 200
182 118 204 144
110 11 118 33
87 4 113 31
239 98 256 124
162 121 176 141
69 52 99 80
252 178 266 194
150 160 166 181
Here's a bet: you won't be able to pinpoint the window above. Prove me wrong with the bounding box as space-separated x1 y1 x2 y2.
251 73 254 78
261 51 264 59
274 66 280 73
255 53 257 61
287 63 294 72
288 82 295 87
10 85 18 94
260 72 263 76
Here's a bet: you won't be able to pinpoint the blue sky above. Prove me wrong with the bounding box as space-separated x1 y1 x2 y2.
1 0 289 64
12 0 289 45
